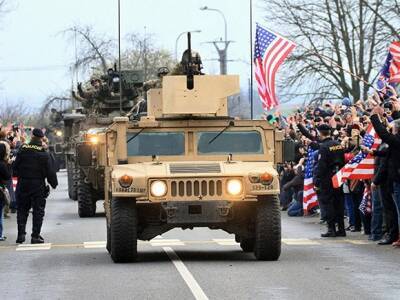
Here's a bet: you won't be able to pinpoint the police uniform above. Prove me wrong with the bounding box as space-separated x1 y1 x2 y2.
314 124 345 237
13 129 58 244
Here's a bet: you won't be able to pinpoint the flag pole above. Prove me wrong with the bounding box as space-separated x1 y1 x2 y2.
250 0 254 120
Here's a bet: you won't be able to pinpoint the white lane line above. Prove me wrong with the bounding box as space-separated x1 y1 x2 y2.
16 243 52 251
84 241 107 249
163 247 209 300
151 239 185 246
282 239 320 245
212 238 238 246
345 240 370 245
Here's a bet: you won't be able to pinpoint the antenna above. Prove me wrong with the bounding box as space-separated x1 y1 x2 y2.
118 0 122 115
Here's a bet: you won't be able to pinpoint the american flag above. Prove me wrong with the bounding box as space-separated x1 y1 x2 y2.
359 184 372 216
378 41 400 89
303 148 318 213
254 24 296 110
332 125 381 188
389 41 400 83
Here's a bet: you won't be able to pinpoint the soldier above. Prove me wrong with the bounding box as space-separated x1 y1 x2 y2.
171 49 204 76
314 124 346 237
143 67 170 91
13 128 58 244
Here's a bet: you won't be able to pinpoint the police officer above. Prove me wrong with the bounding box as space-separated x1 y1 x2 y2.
314 124 345 237
13 128 58 244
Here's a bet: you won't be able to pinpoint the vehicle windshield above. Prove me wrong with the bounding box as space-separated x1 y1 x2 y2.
127 132 185 156
197 131 264 155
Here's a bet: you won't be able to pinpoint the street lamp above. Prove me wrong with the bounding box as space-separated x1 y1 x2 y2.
175 30 201 61
200 6 230 74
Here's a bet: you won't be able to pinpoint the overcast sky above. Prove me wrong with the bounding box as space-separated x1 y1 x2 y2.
0 0 267 110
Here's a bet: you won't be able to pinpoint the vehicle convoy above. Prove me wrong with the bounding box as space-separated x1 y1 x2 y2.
63 67 144 217
77 34 293 262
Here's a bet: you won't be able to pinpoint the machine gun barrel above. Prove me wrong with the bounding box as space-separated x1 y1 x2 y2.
186 32 194 90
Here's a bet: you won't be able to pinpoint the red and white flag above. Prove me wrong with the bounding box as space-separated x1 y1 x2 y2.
389 41 400 83
332 126 381 188
254 24 296 110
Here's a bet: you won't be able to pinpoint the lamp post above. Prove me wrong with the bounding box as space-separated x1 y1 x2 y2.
200 6 230 74
175 30 201 61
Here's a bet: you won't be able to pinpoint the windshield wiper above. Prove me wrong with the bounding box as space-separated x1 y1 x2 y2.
127 128 145 143
208 121 234 145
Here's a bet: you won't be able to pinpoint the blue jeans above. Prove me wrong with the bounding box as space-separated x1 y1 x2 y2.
371 188 383 239
288 191 304 217
392 182 400 229
6 179 16 210
344 193 355 227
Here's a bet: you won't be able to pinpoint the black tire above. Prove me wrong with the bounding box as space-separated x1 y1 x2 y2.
254 195 281 261
77 177 96 218
70 167 79 201
110 198 137 263
106 224 111 254
240 238 255 252
67 161 73 198
234 234 240 243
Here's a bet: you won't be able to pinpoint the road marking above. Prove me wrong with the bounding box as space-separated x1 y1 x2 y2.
282 239 321 245
345 240 370 245
0 238 379 252
84 241 107 249
16 243 52 251
212 238 238 246
163 247 209 300
151 239 185 246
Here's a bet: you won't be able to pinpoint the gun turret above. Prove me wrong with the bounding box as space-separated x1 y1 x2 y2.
181 33 203 90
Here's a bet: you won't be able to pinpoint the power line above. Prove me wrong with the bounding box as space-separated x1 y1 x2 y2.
0 65 69 72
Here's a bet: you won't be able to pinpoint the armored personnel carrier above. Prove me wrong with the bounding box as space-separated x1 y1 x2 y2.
63 67 144 217
80 34 293 262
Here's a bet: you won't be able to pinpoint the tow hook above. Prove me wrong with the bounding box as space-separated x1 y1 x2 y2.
165 206 178 218
217 205 230 217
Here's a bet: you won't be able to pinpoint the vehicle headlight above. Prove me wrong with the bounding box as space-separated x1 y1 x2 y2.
150 180 167 197
55 130 63 137
89 136 98 144
226 179 243 196
118 175 133 188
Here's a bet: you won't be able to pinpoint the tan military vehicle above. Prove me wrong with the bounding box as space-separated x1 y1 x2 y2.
84 38 292 263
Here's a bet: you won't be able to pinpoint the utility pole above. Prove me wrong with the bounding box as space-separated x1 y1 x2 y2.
200 6 232 75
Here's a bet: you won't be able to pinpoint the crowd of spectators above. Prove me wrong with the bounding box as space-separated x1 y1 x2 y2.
271 85 400 246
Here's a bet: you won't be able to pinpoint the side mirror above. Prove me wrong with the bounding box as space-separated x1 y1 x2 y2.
282 139 297 162
76 143 93 167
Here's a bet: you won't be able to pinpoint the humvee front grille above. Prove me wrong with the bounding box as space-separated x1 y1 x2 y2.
169 163 221 174
170 179 223 198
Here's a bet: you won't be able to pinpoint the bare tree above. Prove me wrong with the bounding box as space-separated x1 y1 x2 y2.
0 101 40 126
263 0 398 103
361 0 400 40
63 25 115 75
122 33 176 81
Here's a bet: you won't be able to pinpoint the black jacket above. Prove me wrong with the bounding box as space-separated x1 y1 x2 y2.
371 114 400 183
13 142 58 188
372 144 389 186
0 160 11 186
314 137 345 190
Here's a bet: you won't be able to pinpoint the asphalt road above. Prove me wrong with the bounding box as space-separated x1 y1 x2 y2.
1 171 399 300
